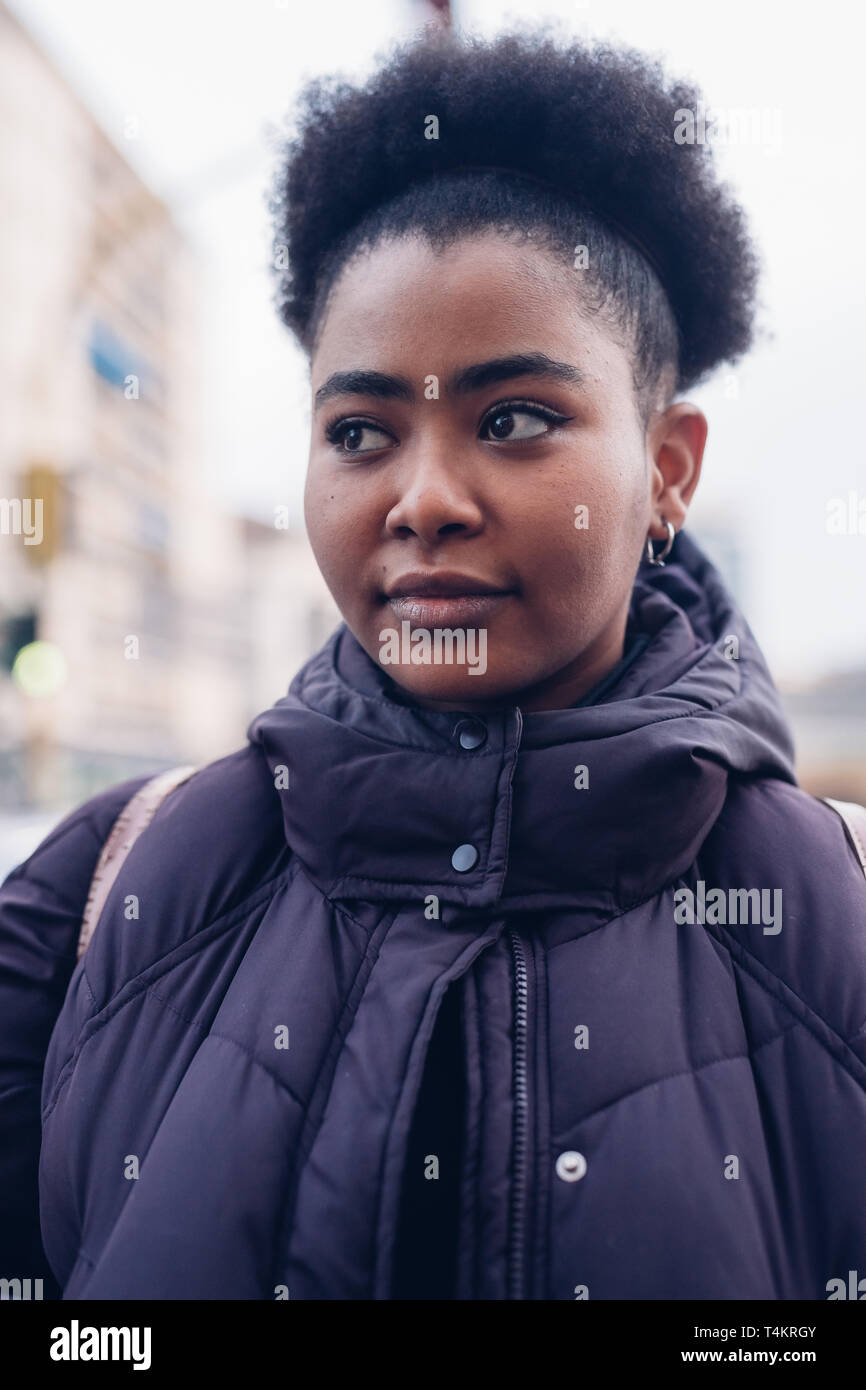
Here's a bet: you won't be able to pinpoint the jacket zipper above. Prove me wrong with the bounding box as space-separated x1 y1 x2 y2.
507 927 529 1299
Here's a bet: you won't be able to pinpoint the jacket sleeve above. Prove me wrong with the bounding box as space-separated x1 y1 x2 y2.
0 777 151 1295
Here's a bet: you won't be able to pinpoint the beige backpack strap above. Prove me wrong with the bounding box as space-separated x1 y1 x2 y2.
822 797 866 883
76 765 198 962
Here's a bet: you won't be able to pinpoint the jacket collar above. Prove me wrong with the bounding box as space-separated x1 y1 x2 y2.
248 532 796 914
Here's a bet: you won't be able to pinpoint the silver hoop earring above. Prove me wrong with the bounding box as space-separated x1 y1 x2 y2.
645 519 676 567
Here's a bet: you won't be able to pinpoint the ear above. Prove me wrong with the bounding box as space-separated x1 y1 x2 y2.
646 403 708 537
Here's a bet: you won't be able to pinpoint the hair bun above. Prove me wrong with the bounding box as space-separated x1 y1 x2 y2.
271 26 759 392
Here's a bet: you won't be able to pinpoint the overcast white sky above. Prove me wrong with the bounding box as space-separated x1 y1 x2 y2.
8 0 866 683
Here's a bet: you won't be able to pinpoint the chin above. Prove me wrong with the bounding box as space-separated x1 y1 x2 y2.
374 620 490 684
384 664 519 710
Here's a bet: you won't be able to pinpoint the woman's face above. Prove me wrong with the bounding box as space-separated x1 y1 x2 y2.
305 232 705 712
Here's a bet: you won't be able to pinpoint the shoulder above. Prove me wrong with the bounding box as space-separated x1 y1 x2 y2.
0 773 154 962
0 773 158 1150
37 743 293 1118
2 741 289 1006
705 776 866 898
77 742 292 1006
699 777 866 1068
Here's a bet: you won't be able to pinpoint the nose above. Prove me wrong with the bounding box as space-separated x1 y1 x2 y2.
384 447 485 544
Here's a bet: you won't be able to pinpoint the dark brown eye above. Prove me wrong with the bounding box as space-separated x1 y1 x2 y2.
326 420 394 454
488 411 517 439
342 425 365 451
479 403 567 442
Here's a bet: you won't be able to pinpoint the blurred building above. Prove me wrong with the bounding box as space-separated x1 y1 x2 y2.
688 512 748 612
0 2 339 814
779 670 866 804
691 513 866 800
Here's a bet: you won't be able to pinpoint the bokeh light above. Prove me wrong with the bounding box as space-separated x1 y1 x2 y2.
11 641 68 697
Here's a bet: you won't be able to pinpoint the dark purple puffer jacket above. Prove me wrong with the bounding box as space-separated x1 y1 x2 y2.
2 531 866 1300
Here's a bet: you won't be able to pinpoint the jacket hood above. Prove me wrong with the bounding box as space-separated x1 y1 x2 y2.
248 530 797 915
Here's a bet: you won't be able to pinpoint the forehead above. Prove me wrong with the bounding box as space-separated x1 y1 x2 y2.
311 232 634 396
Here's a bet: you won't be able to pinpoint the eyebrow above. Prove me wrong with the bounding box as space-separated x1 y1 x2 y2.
313 352 585 410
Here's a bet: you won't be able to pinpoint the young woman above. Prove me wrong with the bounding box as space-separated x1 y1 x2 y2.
3 26 866 1302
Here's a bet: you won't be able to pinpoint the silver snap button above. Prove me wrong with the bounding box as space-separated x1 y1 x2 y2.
453 718 487 750
451 843 479 873
555 1150 587 1183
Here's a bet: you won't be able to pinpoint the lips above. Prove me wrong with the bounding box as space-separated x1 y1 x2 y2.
381 576 514 632
382 571 516 626
384 571 514 599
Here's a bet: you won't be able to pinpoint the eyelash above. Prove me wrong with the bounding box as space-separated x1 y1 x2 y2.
323 398 573 454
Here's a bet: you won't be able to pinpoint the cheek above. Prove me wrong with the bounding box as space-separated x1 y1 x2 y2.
304 463 379 604
515 452 647 628
525 453 645 570
304 467 344 579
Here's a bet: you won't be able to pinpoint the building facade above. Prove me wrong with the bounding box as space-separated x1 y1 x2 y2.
0 2 338 814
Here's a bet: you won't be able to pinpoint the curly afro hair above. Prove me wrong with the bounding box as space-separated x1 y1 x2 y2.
269 24 760 422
